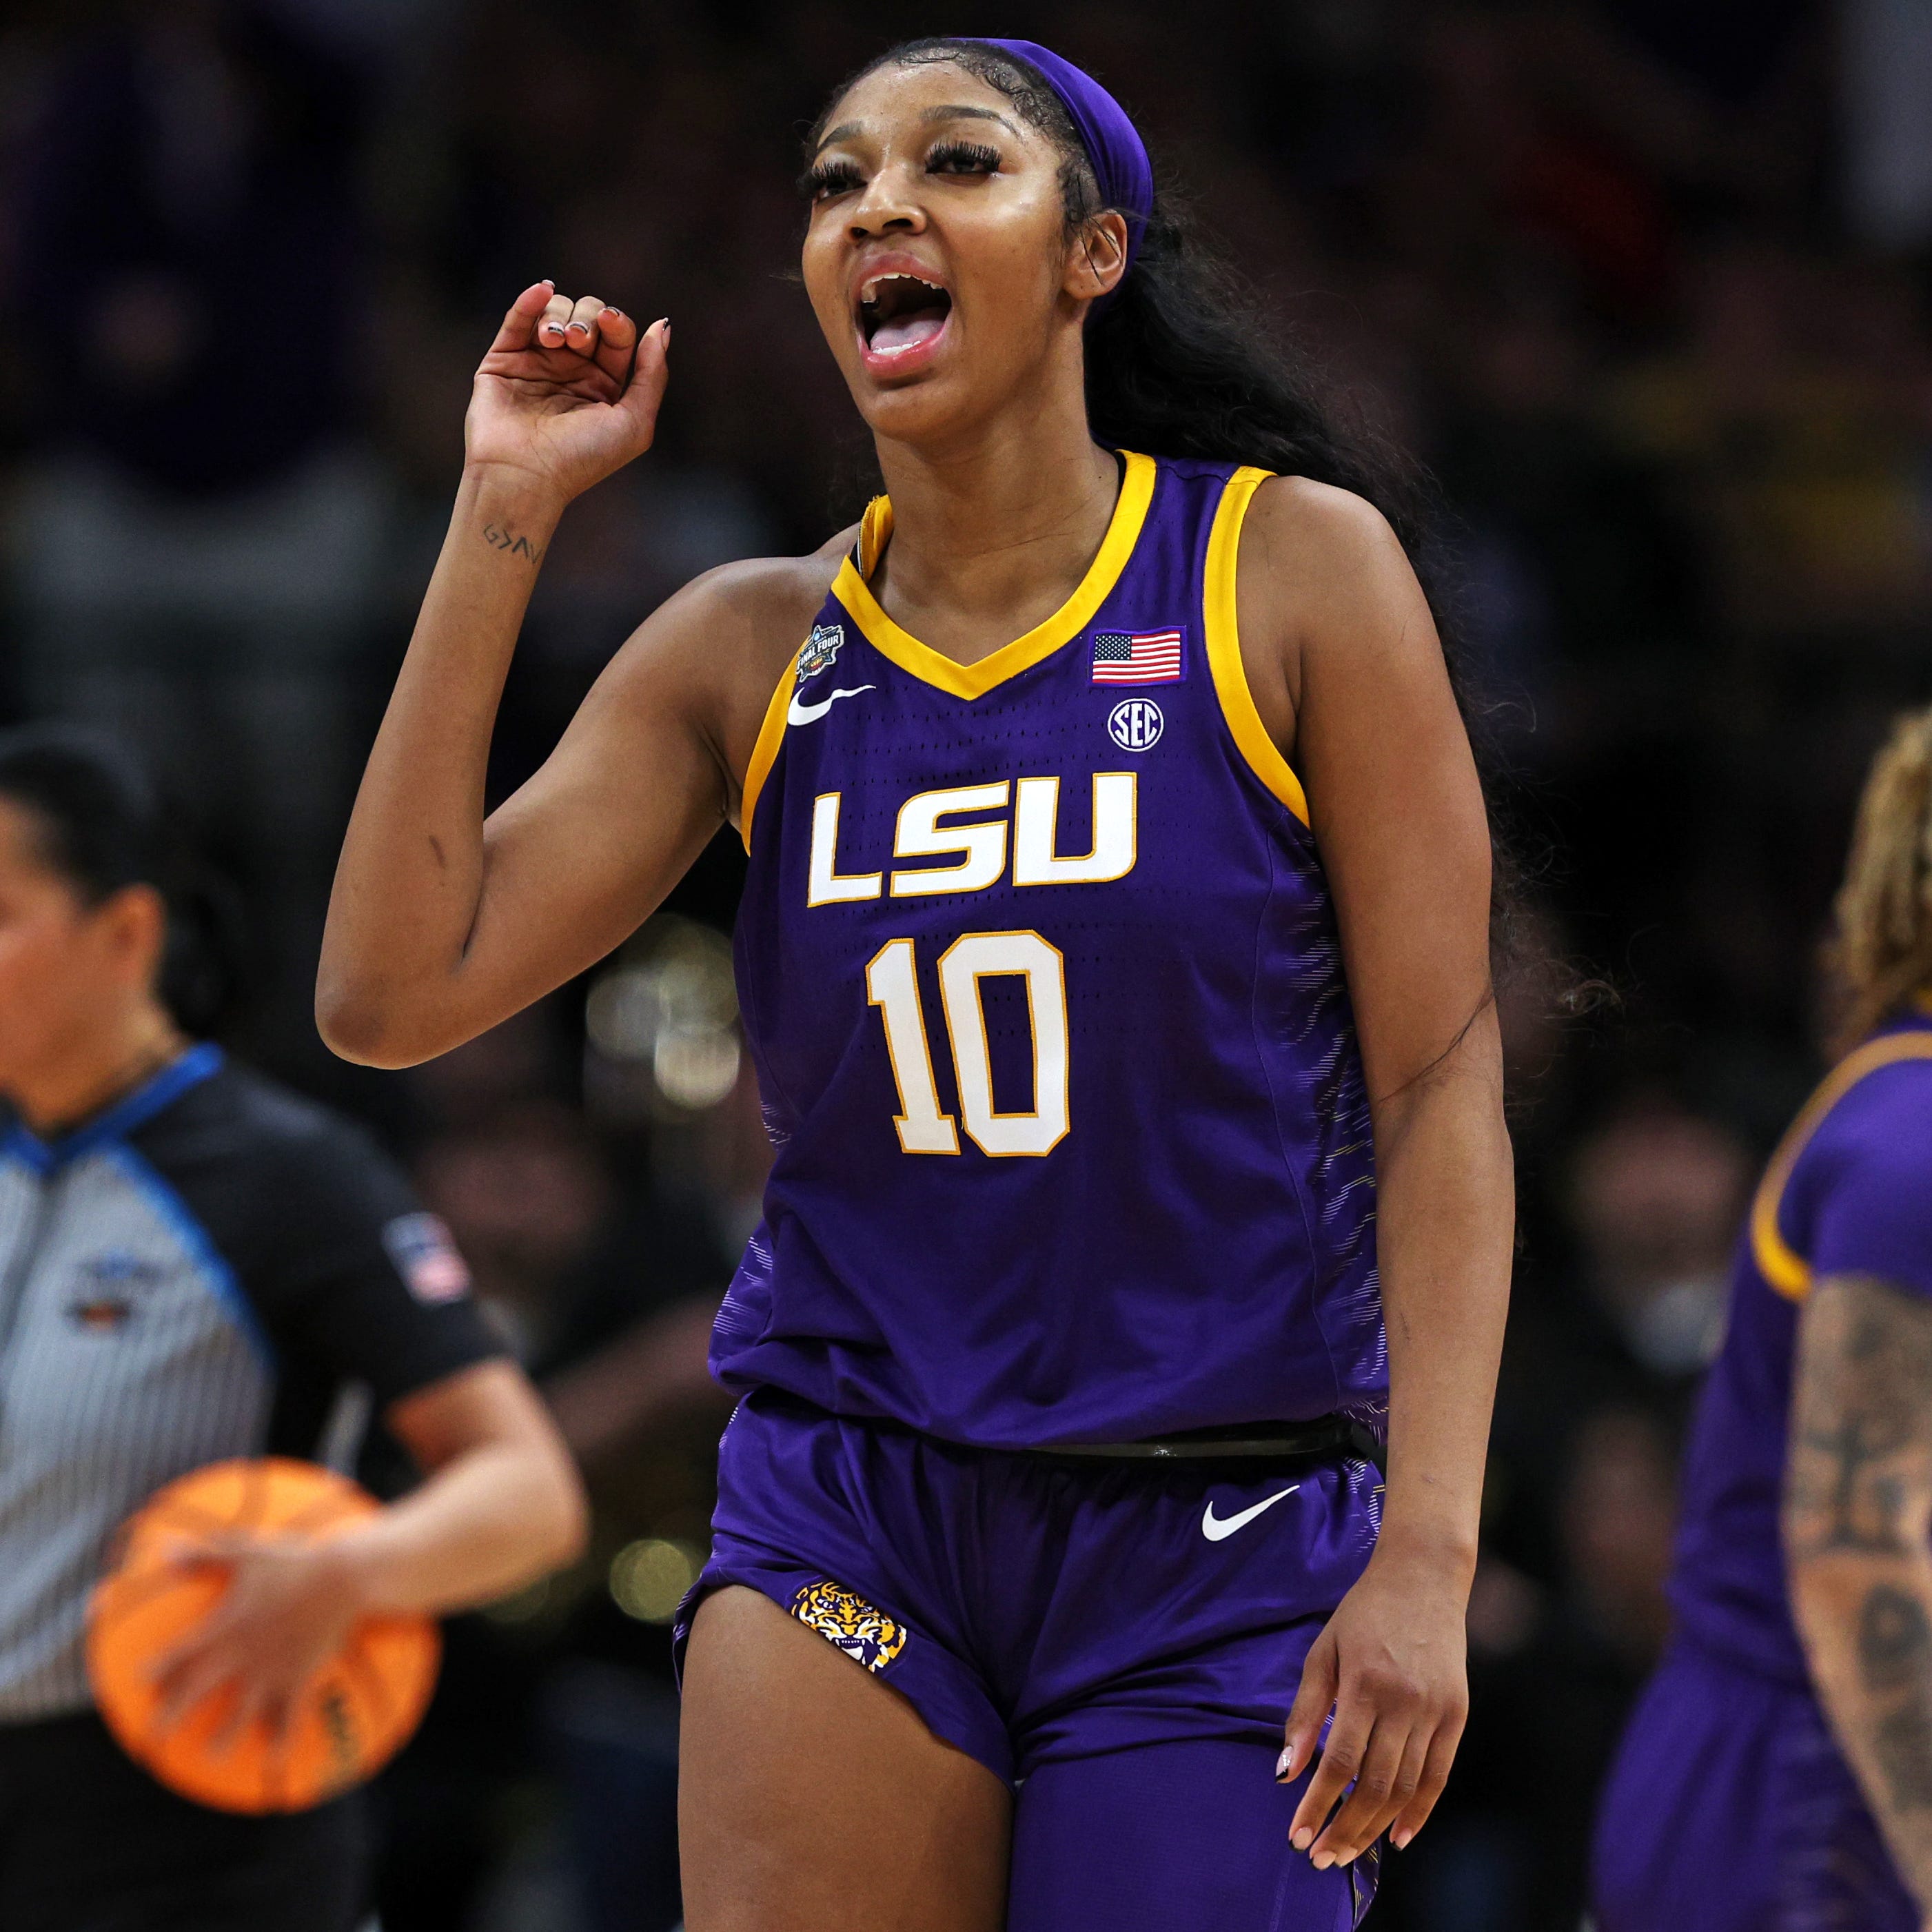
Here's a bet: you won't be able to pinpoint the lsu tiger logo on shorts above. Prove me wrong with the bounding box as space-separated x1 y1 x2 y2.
790 1579 907 1673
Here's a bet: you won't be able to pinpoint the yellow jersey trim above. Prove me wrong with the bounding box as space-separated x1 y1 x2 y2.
1202 467 1310 828
857 496 890 580
828 451 1158 702
738 647 800 853
1750 1029 1932 1299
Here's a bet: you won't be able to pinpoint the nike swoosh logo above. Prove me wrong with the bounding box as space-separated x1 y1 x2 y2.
1201 1485 1301 1542
788 683 876 726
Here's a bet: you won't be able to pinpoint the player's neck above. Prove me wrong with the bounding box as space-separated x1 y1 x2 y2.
869 382 1121 667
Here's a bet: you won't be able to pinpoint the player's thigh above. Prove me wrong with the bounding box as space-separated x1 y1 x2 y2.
680 1585 1010 1932
1007 1737 1369 1932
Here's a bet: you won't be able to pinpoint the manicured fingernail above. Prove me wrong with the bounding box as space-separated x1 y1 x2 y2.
1276 1747 1294 1781
567 322 589 336
1312 1851 1333 1871
1292 1828 1313 1851
1394 1829 1412 1850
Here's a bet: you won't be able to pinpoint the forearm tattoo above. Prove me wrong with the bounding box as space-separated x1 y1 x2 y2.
1860 1587 1932 1692
1787 1274 1932 1890
480 521 544 565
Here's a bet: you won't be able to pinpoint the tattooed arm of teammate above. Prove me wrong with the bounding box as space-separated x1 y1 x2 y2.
1785 1272 1932 1915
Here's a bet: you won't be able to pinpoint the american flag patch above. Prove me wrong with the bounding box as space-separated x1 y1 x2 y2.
1090 628 1184 685
383 1213 472 1305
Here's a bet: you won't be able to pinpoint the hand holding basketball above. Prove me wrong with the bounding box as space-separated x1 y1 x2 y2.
465 281 670 507
150 1533 367 1748
88 1460 440 1814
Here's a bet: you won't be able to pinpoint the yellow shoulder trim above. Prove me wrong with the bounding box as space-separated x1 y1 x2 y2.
1202 467 1310 827
1750 1030 1932 1299
738 647 800 854
831 451 1157 701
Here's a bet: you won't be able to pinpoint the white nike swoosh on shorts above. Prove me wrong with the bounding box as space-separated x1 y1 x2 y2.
1200 1485 1302 1542
788 684 877 726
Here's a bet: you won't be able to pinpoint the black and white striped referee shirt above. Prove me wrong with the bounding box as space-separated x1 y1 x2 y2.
0 1046 502 1722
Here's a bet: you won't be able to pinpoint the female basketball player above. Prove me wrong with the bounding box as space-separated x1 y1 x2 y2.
1592 708 1932 1932
0 727 586 1932
321 38 1512 1930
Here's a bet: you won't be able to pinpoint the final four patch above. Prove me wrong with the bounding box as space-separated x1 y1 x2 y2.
791 1579 908 1672
797 623 845 681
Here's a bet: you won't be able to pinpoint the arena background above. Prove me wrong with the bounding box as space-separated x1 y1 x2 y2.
3 1 1930 1926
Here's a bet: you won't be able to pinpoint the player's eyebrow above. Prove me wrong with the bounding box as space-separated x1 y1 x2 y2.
919 104 1020 136
814 104 1021 154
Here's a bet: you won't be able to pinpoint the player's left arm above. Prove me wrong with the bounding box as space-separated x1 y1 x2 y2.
1787 1257 1932 1915
1240 478 1513 1869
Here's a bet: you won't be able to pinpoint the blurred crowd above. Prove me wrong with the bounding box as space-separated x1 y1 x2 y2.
1 1 1929 1926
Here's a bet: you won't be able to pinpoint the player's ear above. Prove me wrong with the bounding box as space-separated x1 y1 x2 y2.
1066 210 1129 307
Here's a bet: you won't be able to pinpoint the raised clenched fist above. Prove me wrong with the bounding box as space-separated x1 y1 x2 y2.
463 281 669 507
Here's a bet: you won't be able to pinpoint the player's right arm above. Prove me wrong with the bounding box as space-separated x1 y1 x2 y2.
1785 1270 1932 1918
318 281 831 1068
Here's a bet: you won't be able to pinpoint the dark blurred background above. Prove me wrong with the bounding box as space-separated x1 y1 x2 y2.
2 1 1929 1926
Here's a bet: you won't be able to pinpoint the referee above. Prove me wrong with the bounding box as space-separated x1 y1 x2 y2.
0 726 588 1932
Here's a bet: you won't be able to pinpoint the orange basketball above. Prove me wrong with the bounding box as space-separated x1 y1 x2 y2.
86 1457 440 1814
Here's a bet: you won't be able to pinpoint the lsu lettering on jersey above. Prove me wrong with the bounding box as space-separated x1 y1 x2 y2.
711 452 1386 1447
1669 1006 1932 1682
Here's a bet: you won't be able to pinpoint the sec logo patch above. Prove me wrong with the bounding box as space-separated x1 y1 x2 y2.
1107 698 1164 751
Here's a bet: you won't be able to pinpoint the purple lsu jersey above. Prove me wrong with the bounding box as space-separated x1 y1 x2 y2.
1670 1005 1932 1683
709 452 1386 1447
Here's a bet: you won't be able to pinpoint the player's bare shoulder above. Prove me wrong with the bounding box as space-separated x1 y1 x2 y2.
1239 477 1411 636
592 522 857 808
1234 475 1432 727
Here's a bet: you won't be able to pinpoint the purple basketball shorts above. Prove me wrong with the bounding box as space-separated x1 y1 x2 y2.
1592 1635 1916 1932
675 1390 1385 1931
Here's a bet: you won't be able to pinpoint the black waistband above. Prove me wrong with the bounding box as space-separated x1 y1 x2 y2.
1028 1413 1384 1469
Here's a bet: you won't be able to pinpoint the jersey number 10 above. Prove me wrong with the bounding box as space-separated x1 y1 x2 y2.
865 933 1069 1158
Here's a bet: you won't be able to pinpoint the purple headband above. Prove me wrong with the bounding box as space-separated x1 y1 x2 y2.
973 38 1152 310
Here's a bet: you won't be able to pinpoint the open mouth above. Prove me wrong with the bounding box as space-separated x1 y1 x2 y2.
857 273 953 358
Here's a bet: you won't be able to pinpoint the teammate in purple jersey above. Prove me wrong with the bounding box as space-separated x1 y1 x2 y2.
319 34 1512 1932
1594 707 1932 1932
